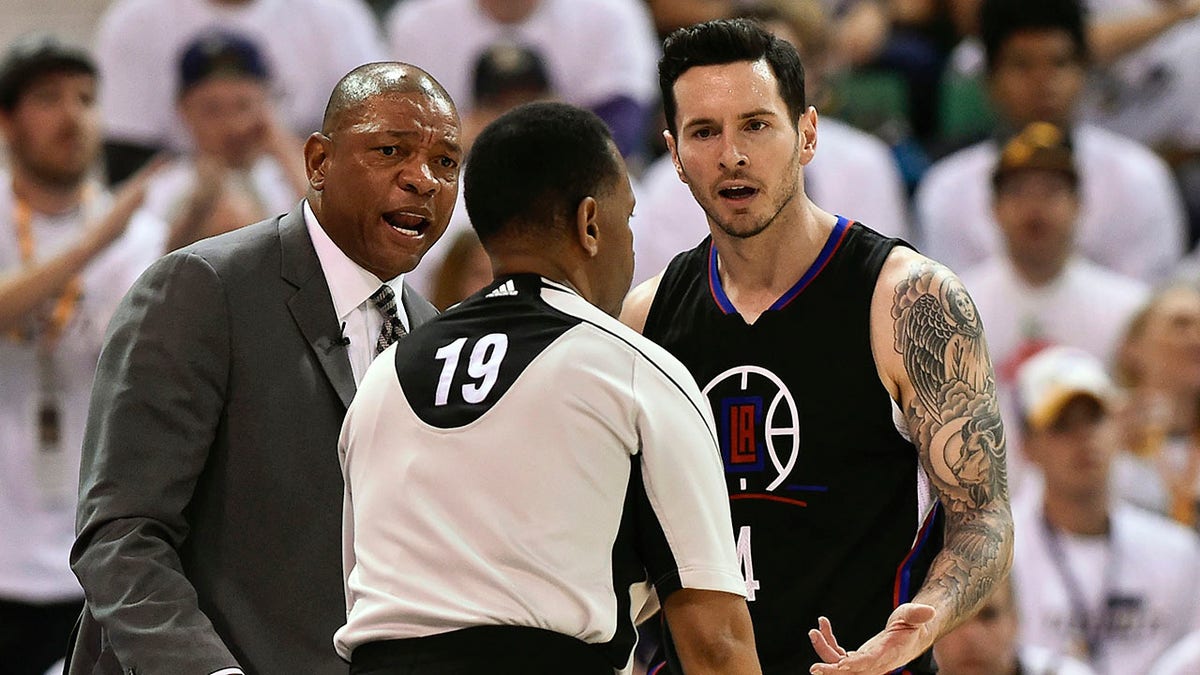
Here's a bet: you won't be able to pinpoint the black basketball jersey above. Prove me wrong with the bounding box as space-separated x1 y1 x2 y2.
642 218 943 674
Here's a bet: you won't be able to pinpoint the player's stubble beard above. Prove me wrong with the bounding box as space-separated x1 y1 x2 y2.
681 133 802 241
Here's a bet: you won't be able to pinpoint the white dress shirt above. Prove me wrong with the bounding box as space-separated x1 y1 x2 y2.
303 201 409 385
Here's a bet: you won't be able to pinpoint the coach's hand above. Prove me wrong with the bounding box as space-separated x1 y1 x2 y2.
808 603 936 674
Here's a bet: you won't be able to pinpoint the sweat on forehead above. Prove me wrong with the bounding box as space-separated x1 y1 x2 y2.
321 62 455 134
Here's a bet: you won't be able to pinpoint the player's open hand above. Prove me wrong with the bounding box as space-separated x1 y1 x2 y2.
808 603 936 674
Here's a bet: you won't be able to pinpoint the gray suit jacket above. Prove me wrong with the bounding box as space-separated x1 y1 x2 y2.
66 205 438 674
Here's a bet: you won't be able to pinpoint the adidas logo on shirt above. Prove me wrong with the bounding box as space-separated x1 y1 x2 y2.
486 280 519 298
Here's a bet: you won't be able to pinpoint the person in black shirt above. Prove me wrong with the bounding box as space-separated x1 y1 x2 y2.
621 18 1014 675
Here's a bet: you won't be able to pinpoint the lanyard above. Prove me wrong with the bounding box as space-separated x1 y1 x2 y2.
10 193 84 347
1041 514 1119 663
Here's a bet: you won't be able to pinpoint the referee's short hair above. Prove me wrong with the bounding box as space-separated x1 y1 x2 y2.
465 101 620 243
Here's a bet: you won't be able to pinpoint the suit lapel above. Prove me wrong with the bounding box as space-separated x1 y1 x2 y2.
401 282 439 329
279 205 356 409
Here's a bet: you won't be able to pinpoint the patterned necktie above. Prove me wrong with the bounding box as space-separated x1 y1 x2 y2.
369 284 407 355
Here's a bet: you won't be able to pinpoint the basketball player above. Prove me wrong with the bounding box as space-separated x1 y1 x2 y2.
621 19 1014 674
335 102 761 675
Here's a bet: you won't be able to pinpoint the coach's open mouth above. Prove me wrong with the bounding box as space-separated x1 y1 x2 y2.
383 210 430 237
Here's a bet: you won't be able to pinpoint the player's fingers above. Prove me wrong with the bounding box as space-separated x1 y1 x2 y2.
808 628 842 663
819 616 846 655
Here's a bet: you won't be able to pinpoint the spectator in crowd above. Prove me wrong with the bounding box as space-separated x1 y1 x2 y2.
1077 0 1200 155
66 62 450 675
1111 283 1200 531
337 100 760 675
0 35 162 675
408 42 556 297
830 0 964 144
386 0 659 159
94 0 385 183
630 0 911 285
960 121 1147 490
142 31 307 252
916 0 1187 284
1011 346 1200 674
933 576 1096 675
1080 0 1200 247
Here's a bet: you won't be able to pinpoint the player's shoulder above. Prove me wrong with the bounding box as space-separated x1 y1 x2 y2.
618 272 663 334
875 246 961 291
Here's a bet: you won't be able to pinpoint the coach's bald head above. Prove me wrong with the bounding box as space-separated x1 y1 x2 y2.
304 61 462 280
321 62 457 135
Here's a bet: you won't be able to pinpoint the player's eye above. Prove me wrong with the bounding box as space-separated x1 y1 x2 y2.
378 146 398 157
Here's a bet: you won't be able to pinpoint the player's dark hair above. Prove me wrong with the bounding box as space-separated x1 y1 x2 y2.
465 101 620 242
658 18 806 137
980 0 1089 73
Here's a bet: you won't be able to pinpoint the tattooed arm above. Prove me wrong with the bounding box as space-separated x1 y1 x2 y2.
809 249 1014 674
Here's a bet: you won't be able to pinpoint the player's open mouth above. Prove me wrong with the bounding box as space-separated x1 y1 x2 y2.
718 186 758 200
383 210 430 237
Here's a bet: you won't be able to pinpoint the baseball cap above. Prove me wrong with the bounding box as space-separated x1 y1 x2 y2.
472 43 551 107
992 121 1077 188
0 34 95 111
178 31 269 97
1017 345 1115 431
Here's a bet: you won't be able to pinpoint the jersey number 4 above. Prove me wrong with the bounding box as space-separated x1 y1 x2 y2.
433 334 510 406
737 525 761 601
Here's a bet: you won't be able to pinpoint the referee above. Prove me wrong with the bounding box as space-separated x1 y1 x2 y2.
334 102 760 675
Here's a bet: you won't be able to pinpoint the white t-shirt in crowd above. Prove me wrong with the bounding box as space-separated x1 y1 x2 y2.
95 0 385 150
961 256 1147 495
916 125 1187 283
1011 494 1200 675
0 176 164 602
627 117 911 286
962 256 1148 385
385 0 659 114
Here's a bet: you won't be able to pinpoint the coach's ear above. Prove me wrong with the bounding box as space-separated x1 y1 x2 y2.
304 132 331 191
575 196 600 259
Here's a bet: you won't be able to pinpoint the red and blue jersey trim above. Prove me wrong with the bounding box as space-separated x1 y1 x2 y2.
708 216 854 315
892 501 941 607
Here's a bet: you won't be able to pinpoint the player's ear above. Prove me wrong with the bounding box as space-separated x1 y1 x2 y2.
664 130 687 184
575 196 600 258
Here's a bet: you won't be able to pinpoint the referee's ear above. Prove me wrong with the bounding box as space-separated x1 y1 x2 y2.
574 195 600 259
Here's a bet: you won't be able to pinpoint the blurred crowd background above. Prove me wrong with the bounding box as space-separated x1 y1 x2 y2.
2 1 1200 674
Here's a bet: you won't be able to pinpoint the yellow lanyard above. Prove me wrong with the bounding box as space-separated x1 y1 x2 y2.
10 195 84 346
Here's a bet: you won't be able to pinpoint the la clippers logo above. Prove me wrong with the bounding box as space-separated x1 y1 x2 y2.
703 365 801 492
